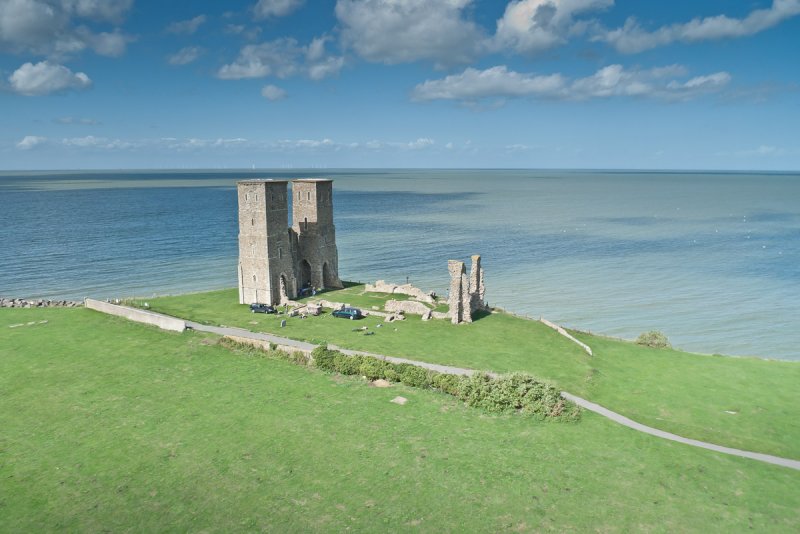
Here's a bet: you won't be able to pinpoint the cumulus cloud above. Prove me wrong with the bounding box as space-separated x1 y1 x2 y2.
9 60 92 95
600 0 800 53
217 37 343 80
61 135 132 149
253 0 304 18
335 0 483 65
0 0 134 57
165 14 206 35
261 84 286 100
16 135 47 149
493 0 612 54
412 64 731 102
412 66 566 101
66 0 133 22
167 46 204 65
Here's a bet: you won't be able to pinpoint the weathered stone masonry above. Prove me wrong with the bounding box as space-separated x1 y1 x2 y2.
238 179 343 306
448 254 487 324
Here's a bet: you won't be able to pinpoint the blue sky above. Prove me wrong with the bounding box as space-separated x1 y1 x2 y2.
1 0 798 170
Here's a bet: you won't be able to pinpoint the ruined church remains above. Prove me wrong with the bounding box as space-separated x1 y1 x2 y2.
237 179 342 306
447 255 487 324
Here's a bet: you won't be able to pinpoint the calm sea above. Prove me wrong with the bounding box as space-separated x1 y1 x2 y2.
1 169 798 360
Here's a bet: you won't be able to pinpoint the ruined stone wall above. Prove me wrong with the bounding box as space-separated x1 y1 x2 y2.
447 254 487 324
291 179 342 290
237 178 343 306
365 280 435 304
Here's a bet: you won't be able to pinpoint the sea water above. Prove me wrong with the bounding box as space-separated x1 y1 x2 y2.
1 169 798 360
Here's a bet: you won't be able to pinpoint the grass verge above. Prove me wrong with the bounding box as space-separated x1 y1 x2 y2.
140 286 800 459
2 307 799 531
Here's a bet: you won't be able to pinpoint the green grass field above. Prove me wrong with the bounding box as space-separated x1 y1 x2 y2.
138 285 800 459
2 306 799 532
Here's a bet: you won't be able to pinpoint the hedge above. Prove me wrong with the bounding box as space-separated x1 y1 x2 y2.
218 339 579 421
311 345 579 421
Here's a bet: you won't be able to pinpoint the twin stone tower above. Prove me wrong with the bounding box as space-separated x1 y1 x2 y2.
237 179 343 306
237 178 486 324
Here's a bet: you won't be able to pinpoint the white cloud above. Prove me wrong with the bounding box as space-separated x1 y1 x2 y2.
167 46 204 65
55 116 98 124
717 145 796 158
66 0 133 22
217 37 343 80
165 14 206 35
62 135 131 149
412 64 731 102
224 23 262 41
261 84 287 100
8 60 92 95
493 0 612 54
79 28 130 57
253 0 304 18
16 135 47 149
407 137 435 149
412 65 566 101
335 0 483 65
0 0 133 57
600 0 800 53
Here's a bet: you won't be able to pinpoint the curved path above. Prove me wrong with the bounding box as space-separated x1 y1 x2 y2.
185 320 800 471
108 308 800 471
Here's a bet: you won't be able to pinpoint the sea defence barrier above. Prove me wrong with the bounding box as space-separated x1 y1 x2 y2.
84 298 186 332
539 317 593 356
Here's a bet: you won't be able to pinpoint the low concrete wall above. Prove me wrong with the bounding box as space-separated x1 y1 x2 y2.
223 334 312 358
540 317 593 357
84 298 186 332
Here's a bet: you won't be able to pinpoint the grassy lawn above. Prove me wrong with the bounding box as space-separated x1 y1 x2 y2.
139 286 800 460
2 307 799 532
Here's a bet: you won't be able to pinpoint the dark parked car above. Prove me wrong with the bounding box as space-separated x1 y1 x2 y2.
332 307 363 320
250 303 276 314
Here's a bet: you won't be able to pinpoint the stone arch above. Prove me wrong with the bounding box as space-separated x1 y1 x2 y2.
322 262 335 289
299 260 312 290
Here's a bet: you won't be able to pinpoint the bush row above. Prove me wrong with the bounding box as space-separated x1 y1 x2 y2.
311 345 579 421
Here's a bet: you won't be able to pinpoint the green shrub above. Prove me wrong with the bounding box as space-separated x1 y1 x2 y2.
383 367 399 382
636 331 671 349
333 353 364 375
306 346 578 420
431 373 464 396
311 345 337 371
359 358 389 380
395 364 430 388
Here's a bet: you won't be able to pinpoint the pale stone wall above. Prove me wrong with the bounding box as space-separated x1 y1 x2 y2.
364 280 435 304
384 299 431 316
237 179 343 307
447 260 465 324
540 317 593 356
447 254 487 324
84 298 186 332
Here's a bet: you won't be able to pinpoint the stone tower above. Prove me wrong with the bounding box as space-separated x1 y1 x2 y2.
237 178 342 306
447 254 487 324
291 179 343 291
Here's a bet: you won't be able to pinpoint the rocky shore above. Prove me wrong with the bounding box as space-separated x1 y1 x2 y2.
1 297 82 308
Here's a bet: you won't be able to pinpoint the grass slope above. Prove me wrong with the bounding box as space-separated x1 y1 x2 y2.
1 307 799 532
141 286 800 459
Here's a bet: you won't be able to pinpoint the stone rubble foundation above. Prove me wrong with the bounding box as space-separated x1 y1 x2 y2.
1 297 82 308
